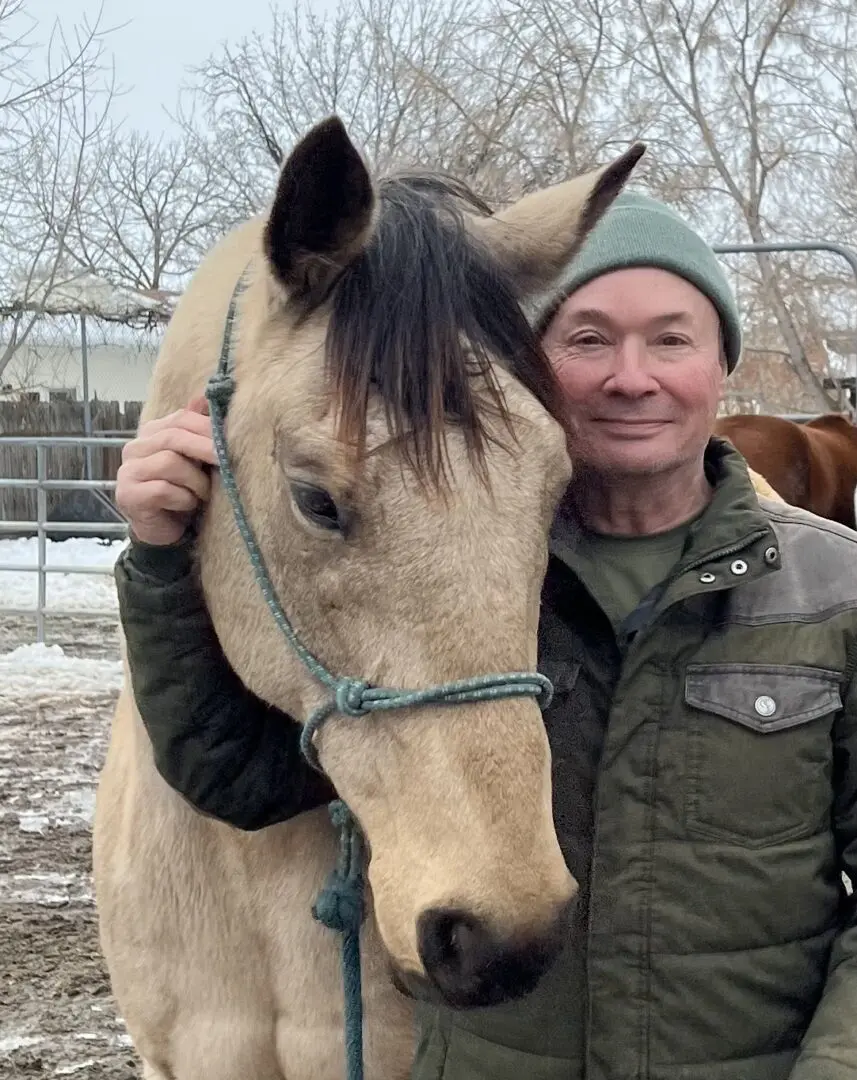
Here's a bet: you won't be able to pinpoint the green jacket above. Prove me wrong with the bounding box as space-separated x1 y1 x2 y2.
115 439 857 1080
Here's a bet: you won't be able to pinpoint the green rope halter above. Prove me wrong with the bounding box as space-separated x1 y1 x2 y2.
204 268 554 1080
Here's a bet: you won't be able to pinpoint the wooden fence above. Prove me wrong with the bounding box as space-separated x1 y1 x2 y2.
0 399 142 525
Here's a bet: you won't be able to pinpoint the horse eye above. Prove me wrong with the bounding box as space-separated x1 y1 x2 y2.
290 482 342 532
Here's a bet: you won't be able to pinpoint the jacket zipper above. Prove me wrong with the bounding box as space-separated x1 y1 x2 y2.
619 528 773 658
583 526 772 1079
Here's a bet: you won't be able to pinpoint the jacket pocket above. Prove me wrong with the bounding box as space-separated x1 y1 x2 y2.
684 664 840 848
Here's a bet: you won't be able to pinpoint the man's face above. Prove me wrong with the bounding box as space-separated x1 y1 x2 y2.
541 267 726 479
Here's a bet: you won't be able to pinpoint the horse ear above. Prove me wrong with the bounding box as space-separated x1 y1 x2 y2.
263 116 376 304
470 143 646 298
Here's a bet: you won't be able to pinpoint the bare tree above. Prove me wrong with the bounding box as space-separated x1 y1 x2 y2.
0 0 111 140
446 0 643 197
796 0 857 223
613 0 837 407
175 0 492 204
175 0 647 212
0 3 116 381
52 129 226 294
785 0 857 380
28 0 844 421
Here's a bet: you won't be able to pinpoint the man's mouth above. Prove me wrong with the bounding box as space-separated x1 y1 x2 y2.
592 418 670 426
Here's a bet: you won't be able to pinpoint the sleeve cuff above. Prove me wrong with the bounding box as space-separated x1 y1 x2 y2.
120 532 196 585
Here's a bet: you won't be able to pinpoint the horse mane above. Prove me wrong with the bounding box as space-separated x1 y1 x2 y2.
321 171 568 487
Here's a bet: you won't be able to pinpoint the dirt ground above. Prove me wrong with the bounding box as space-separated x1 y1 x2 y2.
1 615 139 1079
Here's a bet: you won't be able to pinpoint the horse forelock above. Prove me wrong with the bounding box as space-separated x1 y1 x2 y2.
319 173 567 488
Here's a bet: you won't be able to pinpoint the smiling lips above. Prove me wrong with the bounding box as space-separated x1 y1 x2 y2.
589 419 672 440
592 418 671 429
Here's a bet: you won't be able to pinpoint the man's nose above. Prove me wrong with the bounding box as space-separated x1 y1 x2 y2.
604 341 659 397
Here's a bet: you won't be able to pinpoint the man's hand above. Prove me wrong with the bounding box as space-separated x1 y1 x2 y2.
116 396 218 547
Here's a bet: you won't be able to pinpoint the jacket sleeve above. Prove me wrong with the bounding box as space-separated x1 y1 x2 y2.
787 656 857 1079
114 534 335 831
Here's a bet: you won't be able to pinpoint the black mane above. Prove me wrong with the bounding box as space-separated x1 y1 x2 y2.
324 172 566 486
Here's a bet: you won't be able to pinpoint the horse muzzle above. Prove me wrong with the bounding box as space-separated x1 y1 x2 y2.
389 896 574 1009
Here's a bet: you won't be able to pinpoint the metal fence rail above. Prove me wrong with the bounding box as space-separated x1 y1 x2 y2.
0 435 131 643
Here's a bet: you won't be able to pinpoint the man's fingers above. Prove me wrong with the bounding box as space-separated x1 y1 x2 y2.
121 450 212 501
123 480 202 517
122 423 218 468
135 408 213 444
116 457 211 528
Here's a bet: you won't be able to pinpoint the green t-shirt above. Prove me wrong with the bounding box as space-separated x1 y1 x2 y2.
576 517 698 632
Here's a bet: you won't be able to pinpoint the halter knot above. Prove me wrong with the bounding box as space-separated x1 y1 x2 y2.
336 678 371 717
329 800 356 831
312 871 365 933
312 800 365 934
205 372 236 409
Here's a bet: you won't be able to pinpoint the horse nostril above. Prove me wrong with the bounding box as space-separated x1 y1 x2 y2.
416 905 567 1008
418 909 486 982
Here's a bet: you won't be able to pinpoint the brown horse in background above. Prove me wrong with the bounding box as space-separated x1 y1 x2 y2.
715 412 857 530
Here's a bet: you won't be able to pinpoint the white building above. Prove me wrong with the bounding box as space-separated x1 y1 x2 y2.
2 340 160 403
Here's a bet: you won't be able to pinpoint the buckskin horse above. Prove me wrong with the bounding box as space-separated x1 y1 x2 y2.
716 412 857 529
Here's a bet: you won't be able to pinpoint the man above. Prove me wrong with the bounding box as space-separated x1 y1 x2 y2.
115 192 857 1079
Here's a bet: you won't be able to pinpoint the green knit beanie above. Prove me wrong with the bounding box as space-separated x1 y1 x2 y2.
525 191 742 373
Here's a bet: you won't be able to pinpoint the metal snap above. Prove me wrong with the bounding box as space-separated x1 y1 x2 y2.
764 546 778 564
730 559 748 575
754 694 776 717
699 571 716 584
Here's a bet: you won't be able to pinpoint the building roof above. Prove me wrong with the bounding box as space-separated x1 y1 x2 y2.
1 269 178 326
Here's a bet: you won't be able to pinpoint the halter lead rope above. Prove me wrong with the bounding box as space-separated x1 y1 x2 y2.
204 269 554 1080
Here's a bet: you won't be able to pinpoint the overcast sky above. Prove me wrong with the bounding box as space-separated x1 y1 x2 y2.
28 0 332 135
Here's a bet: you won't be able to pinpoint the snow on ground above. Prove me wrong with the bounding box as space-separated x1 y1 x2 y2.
0 537 125 702
0 536 125 614
0 642 123 699
0 642 123 844
0 537 137 1077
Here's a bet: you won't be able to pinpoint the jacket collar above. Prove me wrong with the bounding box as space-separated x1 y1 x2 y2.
550 437 780 599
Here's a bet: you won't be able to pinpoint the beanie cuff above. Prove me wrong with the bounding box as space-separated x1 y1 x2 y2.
525 194 743 373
